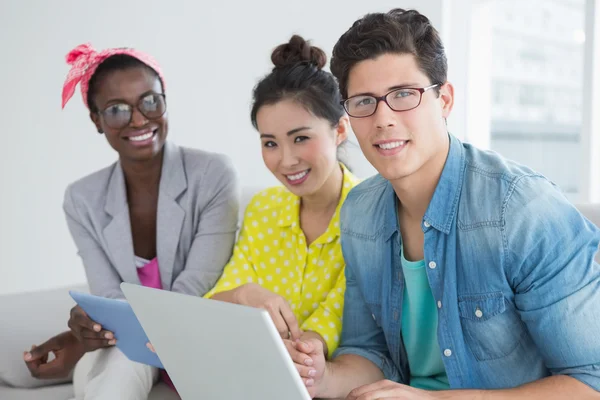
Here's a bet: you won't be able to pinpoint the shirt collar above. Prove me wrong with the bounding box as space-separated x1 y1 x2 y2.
277 163 359 244
423 133 466 234
382 133 465 240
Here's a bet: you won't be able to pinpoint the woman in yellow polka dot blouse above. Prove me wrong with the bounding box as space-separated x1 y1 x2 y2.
205 35 359 362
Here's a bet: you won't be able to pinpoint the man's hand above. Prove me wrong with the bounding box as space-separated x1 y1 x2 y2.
68 305 115 352
347 380 437 400
236 283 302 340
23 331 86 380
283 338 328 398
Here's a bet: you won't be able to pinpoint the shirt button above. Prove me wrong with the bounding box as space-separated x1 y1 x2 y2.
424 221 431 228
393 311 399 321
372 314 376 321
444 349 452 357
428 261 437 269
437 301 442 309
475 308 483 318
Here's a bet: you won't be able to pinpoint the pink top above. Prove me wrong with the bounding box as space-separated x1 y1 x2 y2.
136 257 163 290
136 257 177 393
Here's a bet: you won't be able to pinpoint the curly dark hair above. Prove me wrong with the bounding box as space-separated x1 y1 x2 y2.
331 8 447 98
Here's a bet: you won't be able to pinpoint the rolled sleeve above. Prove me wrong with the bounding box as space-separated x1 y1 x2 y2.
505 177 600 391
331 256 400 381
301 271 345 356
333 346 402 382
204 203 258 299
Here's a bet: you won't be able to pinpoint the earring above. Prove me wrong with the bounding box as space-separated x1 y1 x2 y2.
97 129 104 134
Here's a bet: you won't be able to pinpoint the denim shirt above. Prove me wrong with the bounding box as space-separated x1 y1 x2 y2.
334 134 600 391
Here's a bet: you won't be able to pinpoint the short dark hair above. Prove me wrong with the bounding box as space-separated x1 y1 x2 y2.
250 35 344 130
331 8 447 98
87 54 164 113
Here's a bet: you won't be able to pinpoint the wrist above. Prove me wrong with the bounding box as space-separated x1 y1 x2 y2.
314 361 333 398
435 389 486 400
74 338 86 355
233 283 254 304
65 331 86 354
232 285 244 304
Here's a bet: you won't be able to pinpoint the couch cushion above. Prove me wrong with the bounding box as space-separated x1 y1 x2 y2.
0 382 180 400
0 383 74 400
0 285 87 388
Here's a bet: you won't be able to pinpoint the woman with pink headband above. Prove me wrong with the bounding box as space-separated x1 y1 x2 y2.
22 43 240 399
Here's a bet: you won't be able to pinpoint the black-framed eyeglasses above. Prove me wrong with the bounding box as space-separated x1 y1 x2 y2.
98 93 167 129
341 84 440 118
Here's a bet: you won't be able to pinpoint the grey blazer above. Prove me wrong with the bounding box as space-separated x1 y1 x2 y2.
63 141 240 299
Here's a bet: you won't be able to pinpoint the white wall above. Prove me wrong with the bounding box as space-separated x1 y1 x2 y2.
0 0 448 295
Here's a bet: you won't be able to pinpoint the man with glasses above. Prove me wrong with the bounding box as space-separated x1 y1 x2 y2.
287 8 600 399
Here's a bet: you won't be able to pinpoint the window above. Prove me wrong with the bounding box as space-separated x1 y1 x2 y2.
488 0 587 199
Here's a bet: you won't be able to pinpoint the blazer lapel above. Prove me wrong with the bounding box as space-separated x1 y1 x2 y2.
156 142 186 290
103 163 141 285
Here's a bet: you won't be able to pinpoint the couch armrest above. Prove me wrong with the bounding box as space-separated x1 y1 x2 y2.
0 284 87 389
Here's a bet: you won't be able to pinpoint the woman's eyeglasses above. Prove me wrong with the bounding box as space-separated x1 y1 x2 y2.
99 93 167 129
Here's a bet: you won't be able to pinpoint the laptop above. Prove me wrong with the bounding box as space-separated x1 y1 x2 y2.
121 283 311 400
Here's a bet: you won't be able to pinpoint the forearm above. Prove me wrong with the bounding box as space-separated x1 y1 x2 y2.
208 287 242 303
319 354 385 398
436 376 599 400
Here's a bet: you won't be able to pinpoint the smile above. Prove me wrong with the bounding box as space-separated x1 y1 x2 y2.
286 170 309 181
129 131 154 142
285 169 311 185
377 140 406 150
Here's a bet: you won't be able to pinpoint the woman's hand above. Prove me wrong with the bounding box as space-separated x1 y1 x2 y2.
24 331 85 380
235 283 302 340
68 305 115 352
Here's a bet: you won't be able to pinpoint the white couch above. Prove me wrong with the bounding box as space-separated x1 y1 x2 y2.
1 190 598 399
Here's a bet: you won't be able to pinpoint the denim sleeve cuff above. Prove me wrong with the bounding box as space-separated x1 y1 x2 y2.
555 363 600 392
332 346 401 382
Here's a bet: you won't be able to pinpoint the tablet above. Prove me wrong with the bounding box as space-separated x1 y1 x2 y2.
69 290 164 369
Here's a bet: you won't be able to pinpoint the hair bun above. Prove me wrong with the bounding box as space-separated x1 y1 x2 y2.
271 35 327 70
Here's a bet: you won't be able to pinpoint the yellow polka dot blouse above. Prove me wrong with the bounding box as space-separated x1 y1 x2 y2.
206 164 359 355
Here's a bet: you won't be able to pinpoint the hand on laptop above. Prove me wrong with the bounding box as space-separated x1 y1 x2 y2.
68 305 116 351
236 283 303 340
285 338 327 398
23 330 85 379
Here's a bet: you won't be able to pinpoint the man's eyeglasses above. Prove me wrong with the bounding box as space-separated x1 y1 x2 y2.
99 93 167 129
341 84 440 118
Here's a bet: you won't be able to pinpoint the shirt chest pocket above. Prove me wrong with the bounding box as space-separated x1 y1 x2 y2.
458 292 526 361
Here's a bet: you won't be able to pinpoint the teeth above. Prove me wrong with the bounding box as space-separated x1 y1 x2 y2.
286 170 308 181
378 141 405 150
129 132 153 142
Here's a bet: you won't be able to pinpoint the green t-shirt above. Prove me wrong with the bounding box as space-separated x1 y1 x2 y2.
400 246 450 390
